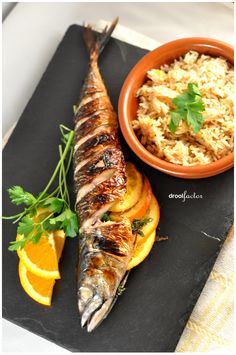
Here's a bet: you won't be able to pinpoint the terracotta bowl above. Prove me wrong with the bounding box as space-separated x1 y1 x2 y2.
118 38 234 179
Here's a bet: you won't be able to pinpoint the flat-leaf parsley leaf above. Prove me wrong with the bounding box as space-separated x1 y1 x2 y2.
49 209 78 238
8 186 36 206
169 83 205 134
17 216 34 237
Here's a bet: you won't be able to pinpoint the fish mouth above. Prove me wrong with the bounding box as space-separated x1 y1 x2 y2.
78 289 116 332
78 271 130 332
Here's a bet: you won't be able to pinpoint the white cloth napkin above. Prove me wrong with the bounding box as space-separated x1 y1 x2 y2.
176 229 234 352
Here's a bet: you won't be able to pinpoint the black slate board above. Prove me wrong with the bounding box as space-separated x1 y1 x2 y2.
2 25 234 352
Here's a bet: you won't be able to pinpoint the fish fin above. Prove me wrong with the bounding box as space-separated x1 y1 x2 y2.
83 17 119 61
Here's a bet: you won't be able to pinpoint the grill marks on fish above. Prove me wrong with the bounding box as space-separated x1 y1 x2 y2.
79 202 114 232
74 107 117 130
76 170 126 227
74 147 122 186
74 124 111 153
73 127 117 161
77 97 109 118
98 222 132 255
75 96 112 122
76 169 115 204
73 18 135 332
77 91 104 110
94 222 132 257
94 234 124 256
75 110 117 141
73 137 113 166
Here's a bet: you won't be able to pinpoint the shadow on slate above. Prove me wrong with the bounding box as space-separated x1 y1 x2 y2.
2 25 234 352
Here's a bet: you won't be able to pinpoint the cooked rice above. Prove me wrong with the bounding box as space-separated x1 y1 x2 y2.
133 51 234 166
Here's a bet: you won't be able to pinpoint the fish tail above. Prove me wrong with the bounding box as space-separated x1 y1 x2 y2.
83 17 118 61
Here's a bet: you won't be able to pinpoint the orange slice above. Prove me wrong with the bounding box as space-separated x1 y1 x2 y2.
18 230 65 306
17 233 60 279
127 193 160 270
127 230 156 270
140 194 160 237
111 176 152 221
110 162 143 212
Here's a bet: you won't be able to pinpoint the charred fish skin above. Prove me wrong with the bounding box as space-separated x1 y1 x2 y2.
73 18 135 332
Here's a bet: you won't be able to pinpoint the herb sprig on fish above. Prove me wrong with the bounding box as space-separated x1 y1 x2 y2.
132 217 153 237
3 125 79 250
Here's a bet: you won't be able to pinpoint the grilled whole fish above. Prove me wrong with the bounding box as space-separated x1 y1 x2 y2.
73 19 135 332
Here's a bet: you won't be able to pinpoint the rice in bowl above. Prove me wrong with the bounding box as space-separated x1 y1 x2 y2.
132 51 234 166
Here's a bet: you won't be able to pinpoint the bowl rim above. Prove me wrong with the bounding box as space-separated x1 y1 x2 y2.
118 37 234 178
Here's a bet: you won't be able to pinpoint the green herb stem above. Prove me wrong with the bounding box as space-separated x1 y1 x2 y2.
58 146 66 202
12 213 27 224
2 212 25 220
37 130 74 202
59 145 70 206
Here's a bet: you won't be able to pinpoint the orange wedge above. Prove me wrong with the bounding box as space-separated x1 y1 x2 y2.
54 230 66 260
18 230 65 306
17 233 60 279
127 230 156 270
18 261 55 306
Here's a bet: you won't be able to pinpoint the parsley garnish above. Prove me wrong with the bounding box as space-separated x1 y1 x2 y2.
8 186 36 206
101 212 111 222
131 217 153 237
3 124 79 251
169 83 205 134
